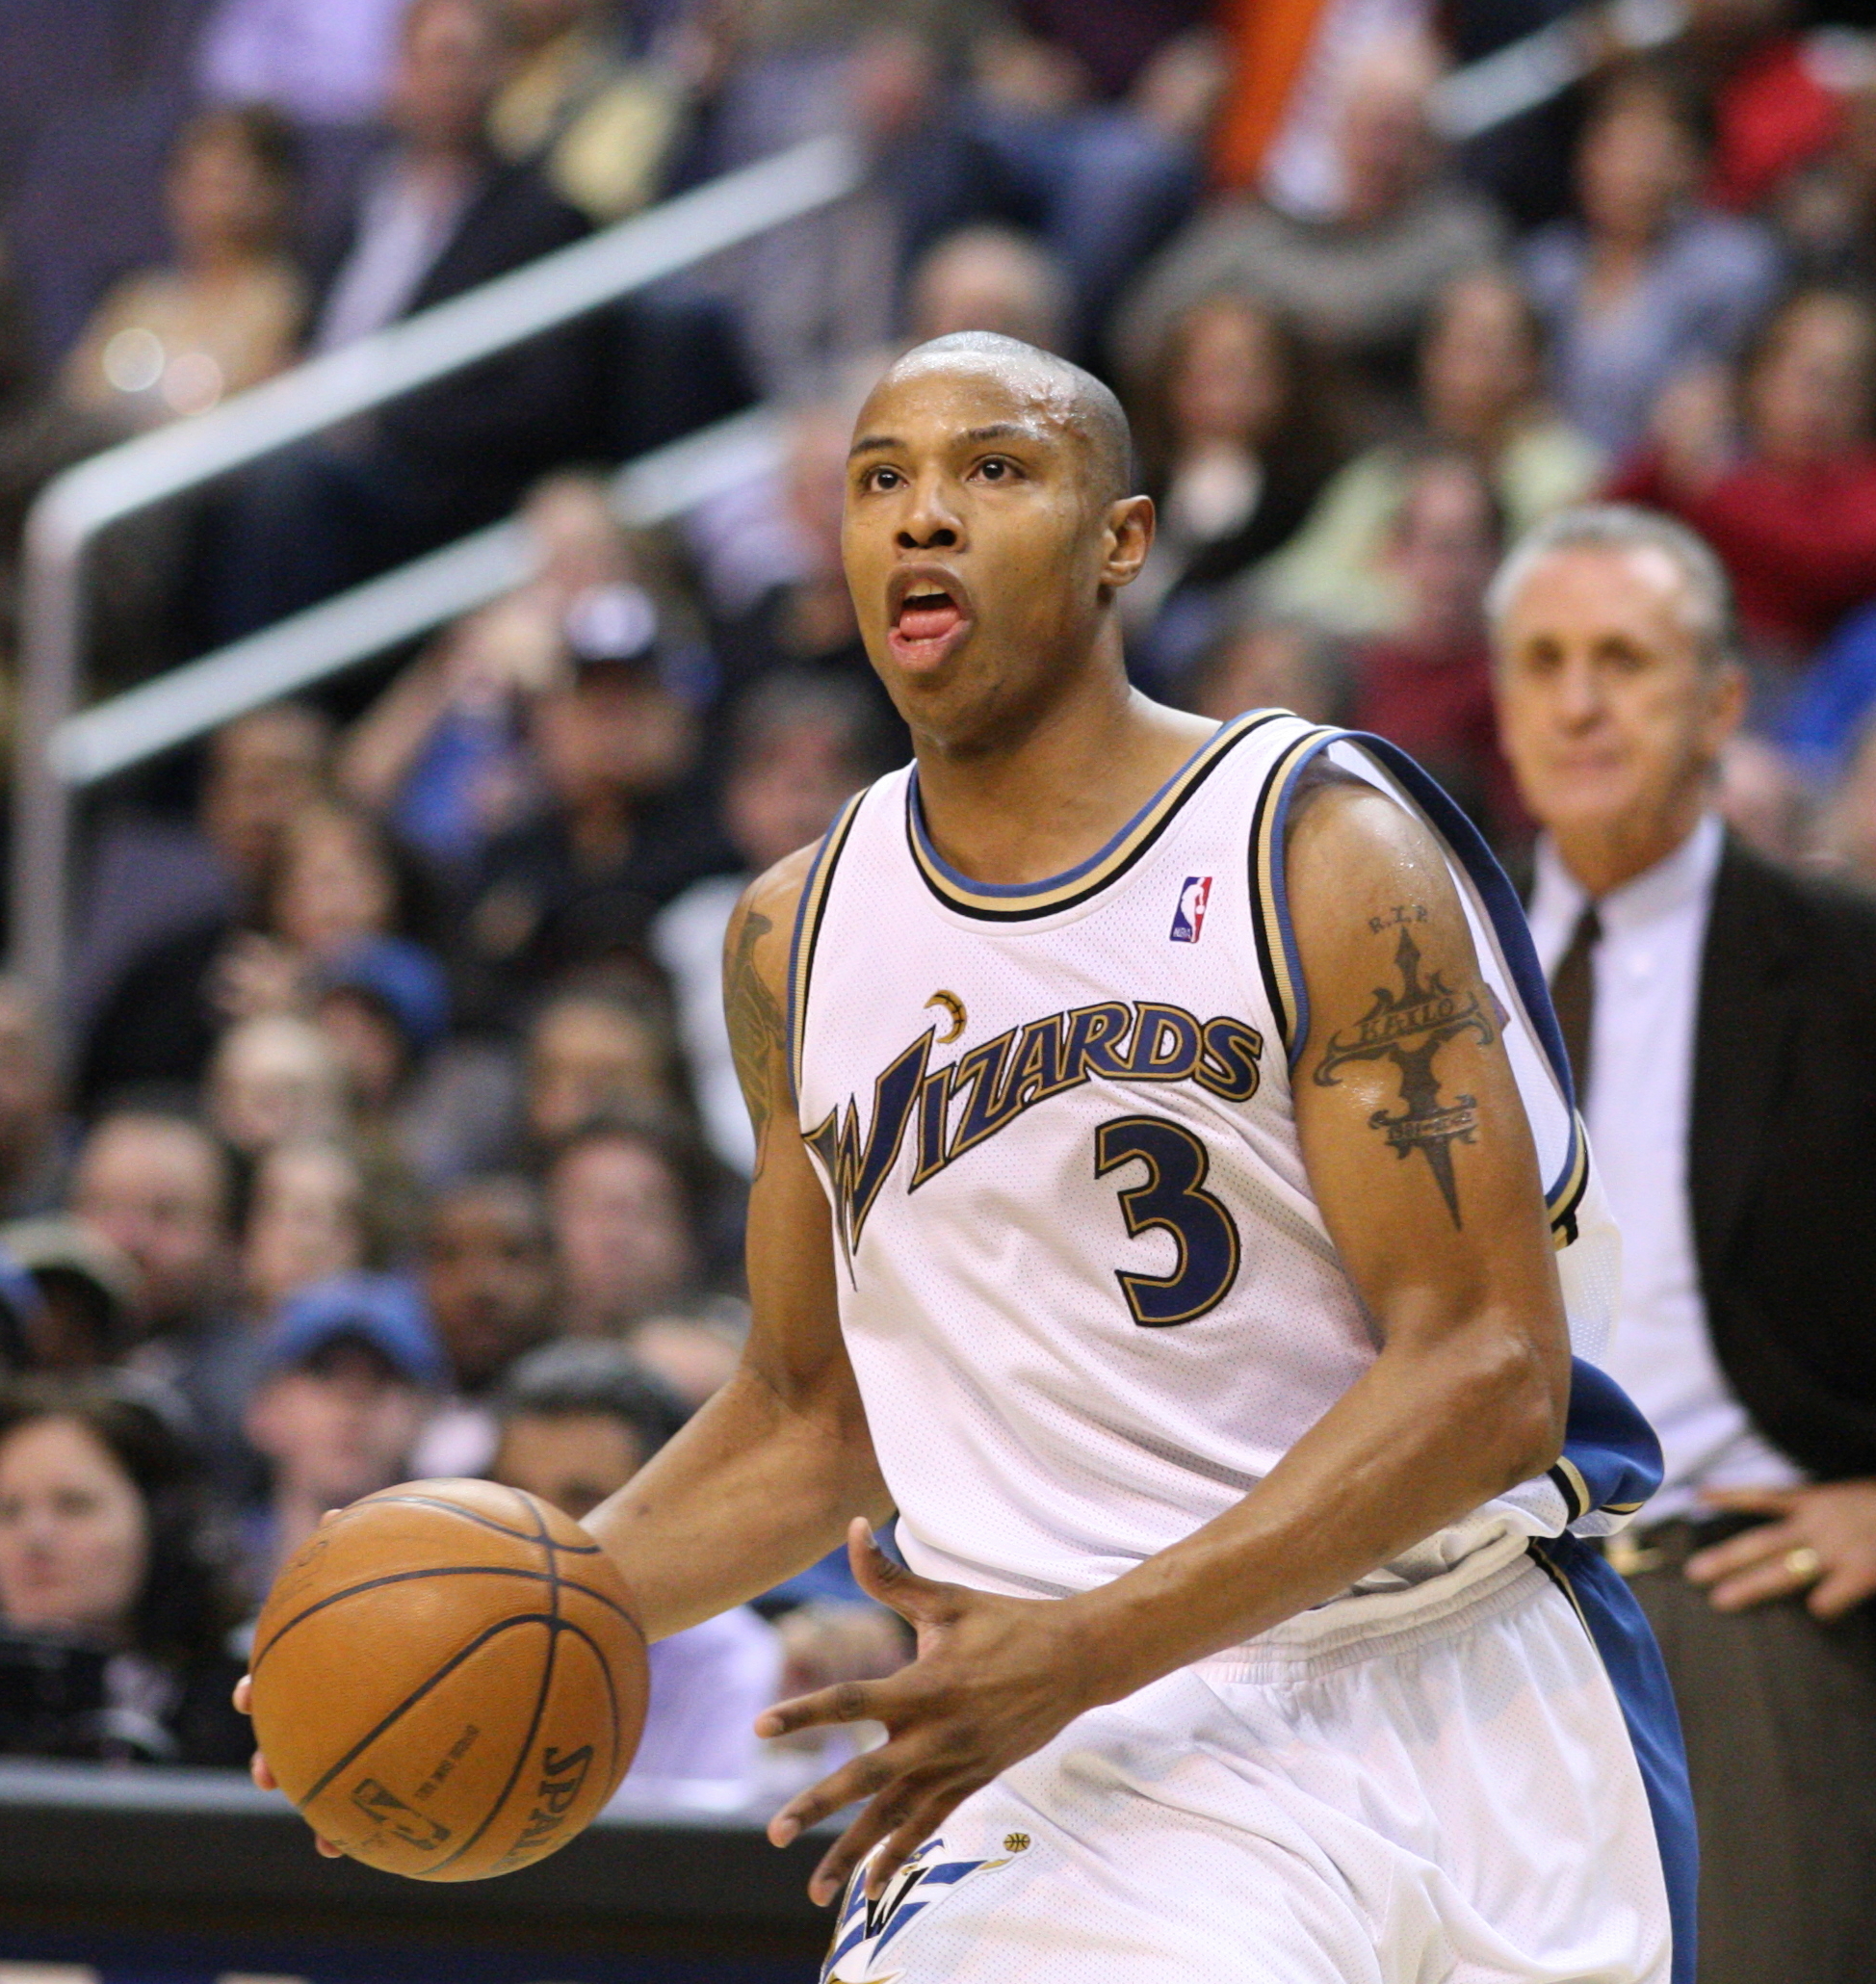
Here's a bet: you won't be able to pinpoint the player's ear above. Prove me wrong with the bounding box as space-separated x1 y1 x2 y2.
1101 494 1155 588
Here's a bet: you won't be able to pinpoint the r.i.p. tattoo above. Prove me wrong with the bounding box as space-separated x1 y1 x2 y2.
1313 907 1496 1228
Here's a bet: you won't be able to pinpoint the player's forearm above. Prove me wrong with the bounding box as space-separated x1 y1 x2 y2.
584 1362 893 1640
1060 1309 1563 1707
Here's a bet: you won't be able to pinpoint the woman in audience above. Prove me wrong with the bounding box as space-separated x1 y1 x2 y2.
1121 292 1340 690
1263 267 1603 635
1521 65 1782 458
62 106 304 431
1610 285 1876 662
0 1375 248 1765
544 1115 705 1338
239 1139 375 1323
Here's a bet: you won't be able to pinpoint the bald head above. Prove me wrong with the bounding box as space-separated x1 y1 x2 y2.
879 332 1134 506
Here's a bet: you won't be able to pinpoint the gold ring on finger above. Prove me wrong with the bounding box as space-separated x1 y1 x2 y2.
1784 1545 1823 1585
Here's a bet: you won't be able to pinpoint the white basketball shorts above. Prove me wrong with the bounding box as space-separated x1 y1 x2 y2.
821 1537 1690 1983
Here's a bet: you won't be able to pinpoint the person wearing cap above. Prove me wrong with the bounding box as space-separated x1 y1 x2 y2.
239 1271 443 1601
455 579 732 1029
0 1216 143 1371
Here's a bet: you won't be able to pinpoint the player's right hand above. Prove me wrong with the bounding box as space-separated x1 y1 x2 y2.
231 1674 346 1857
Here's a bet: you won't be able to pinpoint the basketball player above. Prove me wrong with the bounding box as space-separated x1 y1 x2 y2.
248 334 1693 1980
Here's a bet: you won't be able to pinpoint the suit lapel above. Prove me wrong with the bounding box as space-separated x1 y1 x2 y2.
1689 839 1801 1280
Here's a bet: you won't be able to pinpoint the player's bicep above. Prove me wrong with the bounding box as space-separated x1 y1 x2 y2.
1285 781 1563 1357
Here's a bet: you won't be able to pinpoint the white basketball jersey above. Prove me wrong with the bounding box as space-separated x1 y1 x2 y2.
792 711 1658 1609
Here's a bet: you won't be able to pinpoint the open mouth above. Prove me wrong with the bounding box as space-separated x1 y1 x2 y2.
895 588 964 643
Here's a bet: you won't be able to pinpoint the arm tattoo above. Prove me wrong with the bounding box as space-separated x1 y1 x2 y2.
1313 909 1497 1229
726 905 787 1174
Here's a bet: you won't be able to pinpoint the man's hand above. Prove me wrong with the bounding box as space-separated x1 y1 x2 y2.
755 1521 1100 1907
1685 1481 1876 1618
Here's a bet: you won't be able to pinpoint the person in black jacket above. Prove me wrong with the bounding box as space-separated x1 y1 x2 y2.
211 0 595 642
0 1372 249 1768
1492 502 1876 1984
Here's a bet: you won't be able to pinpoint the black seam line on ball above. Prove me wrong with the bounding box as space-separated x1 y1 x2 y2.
359 1494 604 1552
551 1613 623 1793
428 1495 564 1872
250 1564 643 1675
300 1613 553 1809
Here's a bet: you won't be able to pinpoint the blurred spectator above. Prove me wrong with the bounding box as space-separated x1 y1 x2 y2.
902 223 1071 352
84 797 433 1107
0 982 72 1222
1345 451 1524 845
241 1273 441 1595
1777 594 1876 772
1493 504 1876 1978
70 1114 237 1354
240 1139 375 1323
1176 610 1347 727
545 1117 702 1338
699 405 894 746
1263 266 1604 636
456 586 727 1022
1121 293 1340 690
489 1338 783 1807
410 1174 556 1477
626 1298 748 1416
1814 706 1876 883
0 1220 142 1374
524 986 690 1152
61 107 304 435
1610 287 1876 661
1120 33 1504 422
1521 65 1783 458
0 1374 249 1766
312 937 452 1107
206 1014 350 1161
653 676 886 1176
212 0 594 642
74 704 334 1049
489 0 688 224
340 471 632 874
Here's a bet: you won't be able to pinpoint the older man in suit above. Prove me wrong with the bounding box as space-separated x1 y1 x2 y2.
1491 502 1876 1984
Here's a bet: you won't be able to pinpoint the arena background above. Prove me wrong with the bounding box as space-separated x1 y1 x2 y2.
0 0 1871 1978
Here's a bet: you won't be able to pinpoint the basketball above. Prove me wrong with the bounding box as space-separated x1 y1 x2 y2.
248 1479 648 1881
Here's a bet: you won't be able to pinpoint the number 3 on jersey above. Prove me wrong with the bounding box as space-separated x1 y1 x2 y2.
1094 1116 1241 1326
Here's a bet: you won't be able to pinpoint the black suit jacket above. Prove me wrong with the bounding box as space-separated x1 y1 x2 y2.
315 149 596 514
1690 838 1876 1478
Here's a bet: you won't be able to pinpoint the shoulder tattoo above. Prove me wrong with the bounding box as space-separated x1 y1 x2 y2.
726 904 787 1172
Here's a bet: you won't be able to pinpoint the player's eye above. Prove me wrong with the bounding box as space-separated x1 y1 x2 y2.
862 465 903 492
976 457 1017 482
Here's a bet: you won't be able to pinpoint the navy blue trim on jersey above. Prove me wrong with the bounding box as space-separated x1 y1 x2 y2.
1554 1357 1663 1522
904 711 1283 923
1529 1531 1698 1984
1252 727 1336 1068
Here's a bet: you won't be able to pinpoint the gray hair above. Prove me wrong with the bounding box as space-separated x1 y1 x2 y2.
1484 504 1736 666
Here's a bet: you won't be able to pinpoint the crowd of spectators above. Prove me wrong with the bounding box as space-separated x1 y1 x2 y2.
0 0 1871 1877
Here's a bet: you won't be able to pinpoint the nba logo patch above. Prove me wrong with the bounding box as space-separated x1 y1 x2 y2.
1170 875 1212 943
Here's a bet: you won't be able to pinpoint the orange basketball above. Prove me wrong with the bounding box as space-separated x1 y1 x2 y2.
248 1478 648 1881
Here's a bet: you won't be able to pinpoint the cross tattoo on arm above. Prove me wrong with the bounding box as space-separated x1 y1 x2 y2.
1313 912 1498 1228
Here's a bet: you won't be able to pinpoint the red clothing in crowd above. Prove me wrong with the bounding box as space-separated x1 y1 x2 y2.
1609 448 1876 655
1348 637 1527 847
1705 37 1844 215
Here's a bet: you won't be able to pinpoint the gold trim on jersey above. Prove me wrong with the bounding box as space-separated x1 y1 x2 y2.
789 789 867 1102
903 709 1283 922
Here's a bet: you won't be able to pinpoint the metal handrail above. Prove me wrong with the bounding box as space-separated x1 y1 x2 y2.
10 134 861 994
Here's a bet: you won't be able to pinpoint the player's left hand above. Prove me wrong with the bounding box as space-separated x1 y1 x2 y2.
755 1519 1103 1907
1685 1480 1876 1618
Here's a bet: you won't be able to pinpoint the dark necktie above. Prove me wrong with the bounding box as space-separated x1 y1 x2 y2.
1549 902 1602 1109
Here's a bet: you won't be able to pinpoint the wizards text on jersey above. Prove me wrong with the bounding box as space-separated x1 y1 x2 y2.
805 999 1264 1263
